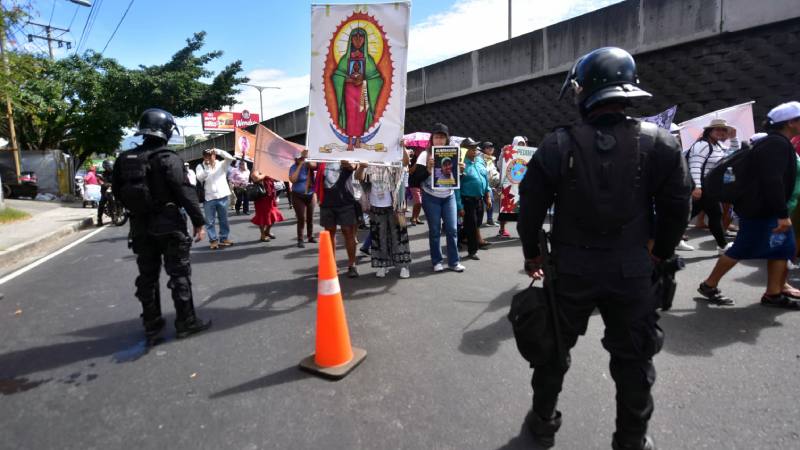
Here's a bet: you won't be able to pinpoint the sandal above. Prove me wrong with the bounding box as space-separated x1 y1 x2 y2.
761 293 800 309
781 286 800 299
697 282 735 306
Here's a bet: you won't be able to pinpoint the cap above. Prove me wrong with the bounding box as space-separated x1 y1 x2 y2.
460 137 479 148
767 101 800 124
430 122 449 136
480 141 494 150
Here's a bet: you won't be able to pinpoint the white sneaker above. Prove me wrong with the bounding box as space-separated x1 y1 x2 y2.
376 267 387 278
399 267 410 279
448 263 466 272
718 242 733 255
676 240 695 251
433 263 444 272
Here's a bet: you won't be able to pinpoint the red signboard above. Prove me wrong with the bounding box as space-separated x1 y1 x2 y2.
201 110 260 132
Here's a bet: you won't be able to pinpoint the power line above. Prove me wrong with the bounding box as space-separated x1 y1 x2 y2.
74 0 94 53
82 0 105 52
47 0 57 27
13 23 48 55
76 0 104 53
100 0 134 55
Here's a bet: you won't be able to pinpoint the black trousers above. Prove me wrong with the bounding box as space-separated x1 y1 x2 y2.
531 245 662 447
132 233 196 323
235 188 249 214
690 194 727 248
461 196 484 255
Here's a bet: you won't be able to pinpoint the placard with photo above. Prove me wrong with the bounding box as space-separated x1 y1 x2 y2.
432 146 460 190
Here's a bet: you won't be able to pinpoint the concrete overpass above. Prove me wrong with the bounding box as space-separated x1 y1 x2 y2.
178 0 800 161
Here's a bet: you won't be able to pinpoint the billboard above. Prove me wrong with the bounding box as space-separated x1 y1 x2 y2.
201 110 260 132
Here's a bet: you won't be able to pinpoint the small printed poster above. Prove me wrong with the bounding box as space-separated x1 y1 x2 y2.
432 145 459 190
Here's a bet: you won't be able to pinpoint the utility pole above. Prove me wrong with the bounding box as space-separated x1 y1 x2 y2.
508 0 512 40
0 17 21 180
25 22 71 59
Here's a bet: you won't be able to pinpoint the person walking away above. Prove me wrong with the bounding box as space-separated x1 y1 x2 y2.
687 119 740 253
230 160 251 215
456 138 492 260
250 169 284 242
112 108 211 341
698 101 800 308
196 148 235 249
355 150 412 278
317 160 364 277
414 123 465 273
289 149 318 248
518 47 690 449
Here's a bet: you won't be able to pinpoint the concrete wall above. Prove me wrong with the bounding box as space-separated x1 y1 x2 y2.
183 0 800 156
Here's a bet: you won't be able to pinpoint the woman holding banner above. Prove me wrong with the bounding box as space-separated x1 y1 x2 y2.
289 150 318 248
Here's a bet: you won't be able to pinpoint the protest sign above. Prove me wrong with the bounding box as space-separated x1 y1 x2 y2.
677 102 755 152
500 145 537 215
253 125 304 182
235 128 256 161
432 146 459 190
307 2 410 163
640 105 678 129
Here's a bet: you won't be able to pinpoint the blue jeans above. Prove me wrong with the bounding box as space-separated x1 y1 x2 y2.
203 196 230 242
421 191 459 267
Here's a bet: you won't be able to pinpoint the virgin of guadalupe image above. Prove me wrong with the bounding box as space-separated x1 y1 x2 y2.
331 28 384 151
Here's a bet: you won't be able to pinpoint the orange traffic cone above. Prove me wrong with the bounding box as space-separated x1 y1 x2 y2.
299 230 366 379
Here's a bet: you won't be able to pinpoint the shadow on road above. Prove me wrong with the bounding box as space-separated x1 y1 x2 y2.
208 365 311 399
458 285 520 357
495 423 550 450
659 300 793 357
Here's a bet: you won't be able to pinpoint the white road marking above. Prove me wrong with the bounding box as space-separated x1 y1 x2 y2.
0 226 108 286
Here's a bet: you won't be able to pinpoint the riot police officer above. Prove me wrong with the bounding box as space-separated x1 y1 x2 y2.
517 47 690 449
113 108 211 342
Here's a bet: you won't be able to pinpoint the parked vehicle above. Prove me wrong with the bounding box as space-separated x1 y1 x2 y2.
0 164 39 199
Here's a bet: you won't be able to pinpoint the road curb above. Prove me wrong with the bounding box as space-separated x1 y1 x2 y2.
0 216 95 268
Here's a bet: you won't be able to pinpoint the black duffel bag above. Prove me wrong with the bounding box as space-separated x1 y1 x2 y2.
245 182 267 200
507 281 559 367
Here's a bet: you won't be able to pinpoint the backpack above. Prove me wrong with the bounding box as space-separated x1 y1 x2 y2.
703 143 758 204
116 147 168 215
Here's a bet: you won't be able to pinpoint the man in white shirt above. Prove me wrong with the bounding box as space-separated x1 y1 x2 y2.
195 148 235 249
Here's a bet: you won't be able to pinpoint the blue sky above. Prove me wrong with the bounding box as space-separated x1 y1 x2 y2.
14 0 621 136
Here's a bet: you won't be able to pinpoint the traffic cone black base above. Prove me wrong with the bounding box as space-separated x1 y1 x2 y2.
299 347 367 380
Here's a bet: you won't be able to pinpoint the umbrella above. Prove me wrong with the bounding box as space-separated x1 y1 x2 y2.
403 132 430 148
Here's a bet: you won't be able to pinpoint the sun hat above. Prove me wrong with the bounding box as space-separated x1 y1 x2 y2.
703 118 735 131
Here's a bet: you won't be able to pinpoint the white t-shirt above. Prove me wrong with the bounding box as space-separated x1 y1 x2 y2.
415 150 452 199
366 166 393 208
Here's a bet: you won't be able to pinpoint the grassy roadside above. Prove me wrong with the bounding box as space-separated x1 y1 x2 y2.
0 207 32 224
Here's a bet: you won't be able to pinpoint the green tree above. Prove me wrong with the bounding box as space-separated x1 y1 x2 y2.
1 30 247 164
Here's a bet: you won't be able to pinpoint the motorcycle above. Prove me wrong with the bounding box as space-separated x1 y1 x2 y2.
103 188 128 226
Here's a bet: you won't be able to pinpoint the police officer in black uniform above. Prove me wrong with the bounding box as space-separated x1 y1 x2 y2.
517 47 690 449
113 108 211 341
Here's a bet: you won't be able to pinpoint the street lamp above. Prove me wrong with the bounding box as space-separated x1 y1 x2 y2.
67 1 93 6
242 84 280 121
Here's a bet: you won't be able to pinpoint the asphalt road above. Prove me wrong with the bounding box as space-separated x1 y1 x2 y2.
1 202 799 450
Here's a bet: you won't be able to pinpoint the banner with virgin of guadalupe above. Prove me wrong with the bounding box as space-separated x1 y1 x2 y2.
307 2 410 163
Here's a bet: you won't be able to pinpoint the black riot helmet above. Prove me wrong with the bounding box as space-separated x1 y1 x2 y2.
134 108 178 143
558 47 651 113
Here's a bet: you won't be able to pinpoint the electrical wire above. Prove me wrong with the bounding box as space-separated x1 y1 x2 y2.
74 0 95 53
76 0 104 53
47 0 56 27
100 0 134 55
13 23 48 55
55 5 81 38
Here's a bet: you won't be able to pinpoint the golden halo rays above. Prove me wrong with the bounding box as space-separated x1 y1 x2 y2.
332 19 384 64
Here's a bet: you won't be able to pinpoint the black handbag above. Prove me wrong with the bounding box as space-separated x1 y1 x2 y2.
508 281 559 367
245 182 267 200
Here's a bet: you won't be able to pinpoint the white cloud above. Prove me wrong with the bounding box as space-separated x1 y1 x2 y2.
408 0 623 69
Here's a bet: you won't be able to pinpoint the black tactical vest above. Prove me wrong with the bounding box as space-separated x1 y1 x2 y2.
551 119 657 249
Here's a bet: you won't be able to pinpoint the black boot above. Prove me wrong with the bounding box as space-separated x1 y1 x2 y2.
525 410 562 448
143 316 165 342
139 292 164 342
612 434 656 450
174 298 211 339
